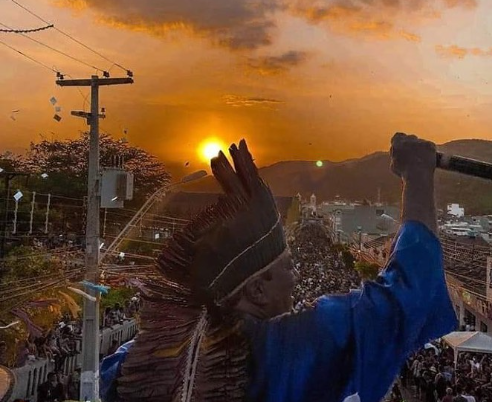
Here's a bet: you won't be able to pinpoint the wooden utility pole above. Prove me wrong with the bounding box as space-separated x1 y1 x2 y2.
57 75 133 402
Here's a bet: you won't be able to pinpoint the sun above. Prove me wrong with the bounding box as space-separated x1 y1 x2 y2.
199 139 227 162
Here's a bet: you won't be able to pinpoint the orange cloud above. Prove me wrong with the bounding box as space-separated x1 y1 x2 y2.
435 45 492 59
223 95 284 108
288 0 475 40
53 0 475 53
54 0 280 51
247 51 309 76
399 31 421 42
442 0 477 8
346 20 421 41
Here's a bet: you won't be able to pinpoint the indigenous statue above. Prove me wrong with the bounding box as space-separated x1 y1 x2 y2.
100 133 457 402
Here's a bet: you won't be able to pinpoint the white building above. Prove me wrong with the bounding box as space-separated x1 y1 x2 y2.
447 203 465 218
440 221 484 237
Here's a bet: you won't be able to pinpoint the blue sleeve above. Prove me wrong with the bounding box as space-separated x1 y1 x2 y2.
347 221 458 401
100 340 134 402
245 221 458 402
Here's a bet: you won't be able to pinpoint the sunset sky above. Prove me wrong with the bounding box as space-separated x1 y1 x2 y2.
2 0 492 177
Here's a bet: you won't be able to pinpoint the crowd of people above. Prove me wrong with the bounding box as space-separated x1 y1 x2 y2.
288 221 492 402
289 222 361 309
1 297 142 370
7 219 492 401
35 369 81 402
0 294 142 401
8 369 82 402
0 315 82 371
402 342 492 402
102 295 141 329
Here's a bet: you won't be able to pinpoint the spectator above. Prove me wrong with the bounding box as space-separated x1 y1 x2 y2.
464 385 477 402
423 371 437 402
443 388 454 402
119 306 126 321
436 366 448 400
390 383 403 402
37 372 64 402
454 386 469 402
15 341 31 368
123 300 134 319
67 364 81 400
26 335 38 359
112 303 123 324
104 307 114 328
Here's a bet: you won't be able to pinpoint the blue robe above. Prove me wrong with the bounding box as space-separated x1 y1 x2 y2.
100 221 458 402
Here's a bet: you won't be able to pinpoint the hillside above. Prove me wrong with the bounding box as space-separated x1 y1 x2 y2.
180 139 492 215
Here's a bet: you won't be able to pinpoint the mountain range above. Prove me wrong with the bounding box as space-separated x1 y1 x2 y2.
178 139 492 215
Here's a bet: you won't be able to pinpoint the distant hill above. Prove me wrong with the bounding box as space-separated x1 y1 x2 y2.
179 139 492 215
163 192 294 221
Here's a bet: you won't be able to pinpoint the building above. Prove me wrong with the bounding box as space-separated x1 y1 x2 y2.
440 221 484 237
441 233 492 333
319 203 400 244
447 203 465 218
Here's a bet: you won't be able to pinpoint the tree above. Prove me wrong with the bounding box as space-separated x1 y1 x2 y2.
2 245 62 282
354 261 380 281
0 134 172 241
341 250 355 270
22 132 171 203
0 152 26 172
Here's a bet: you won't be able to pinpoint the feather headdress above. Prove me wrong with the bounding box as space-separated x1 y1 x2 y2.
118 140 286 401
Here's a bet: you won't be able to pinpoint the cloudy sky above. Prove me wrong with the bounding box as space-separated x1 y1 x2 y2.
1 0 492 175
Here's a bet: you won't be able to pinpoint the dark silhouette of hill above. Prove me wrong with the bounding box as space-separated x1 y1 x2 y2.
179 139 492 215
164 192 294 222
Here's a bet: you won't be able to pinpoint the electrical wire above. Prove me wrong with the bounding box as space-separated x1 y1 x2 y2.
0 268 83 295
0 275 80 304
9 0 131 74
108 208 190 222
0 22 106 72
0 39 61 74
0 246 83 262
0 268 84 288
0 23 54 33
103 250 156 261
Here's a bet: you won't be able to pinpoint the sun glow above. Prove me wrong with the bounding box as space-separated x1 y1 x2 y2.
199 139 227 162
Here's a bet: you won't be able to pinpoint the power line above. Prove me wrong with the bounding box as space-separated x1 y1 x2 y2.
0 22 106 73
0 246 83 262
0 23 53 33
9 0 132 75
0 268 83 288
0 39 60 74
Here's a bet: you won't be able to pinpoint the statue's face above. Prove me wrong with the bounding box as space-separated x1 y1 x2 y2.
262 254 299 317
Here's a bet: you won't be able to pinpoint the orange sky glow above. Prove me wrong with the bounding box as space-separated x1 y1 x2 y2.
1 0 492 177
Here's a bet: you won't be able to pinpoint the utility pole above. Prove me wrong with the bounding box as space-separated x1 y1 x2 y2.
57 74 133 402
